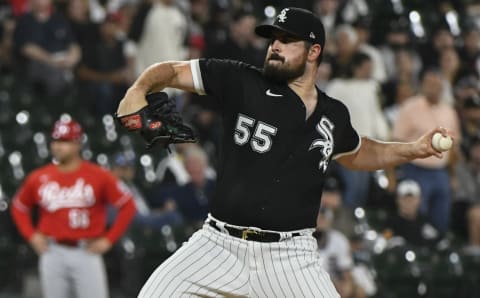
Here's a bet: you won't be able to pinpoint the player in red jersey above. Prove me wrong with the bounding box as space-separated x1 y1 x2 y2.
11 117 136 298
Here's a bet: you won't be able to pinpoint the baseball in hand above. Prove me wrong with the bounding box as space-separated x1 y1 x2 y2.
431 132 453 151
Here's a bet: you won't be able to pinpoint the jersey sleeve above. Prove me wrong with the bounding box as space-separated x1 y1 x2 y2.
99 169 136 243
10 174 38 240
190 58 253 108
100 169 133 207
332 101 361 159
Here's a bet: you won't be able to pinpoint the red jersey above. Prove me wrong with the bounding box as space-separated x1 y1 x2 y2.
11 161 136 243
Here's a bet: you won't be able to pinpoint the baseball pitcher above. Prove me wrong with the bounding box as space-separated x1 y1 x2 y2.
116 7 454 297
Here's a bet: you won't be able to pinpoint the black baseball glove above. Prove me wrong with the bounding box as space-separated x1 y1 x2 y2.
116 92 196 149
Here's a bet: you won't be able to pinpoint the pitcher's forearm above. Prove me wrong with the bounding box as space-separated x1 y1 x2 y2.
378 140 418 167
135 62 177 93
338 137 421 171
117 86 148 115
117 62 176 115
338 130 446 171
356 138 418 170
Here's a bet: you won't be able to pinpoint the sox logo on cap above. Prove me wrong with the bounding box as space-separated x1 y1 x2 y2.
278 8 289 23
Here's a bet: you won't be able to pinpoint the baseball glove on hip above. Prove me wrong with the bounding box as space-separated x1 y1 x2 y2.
116 92 196 149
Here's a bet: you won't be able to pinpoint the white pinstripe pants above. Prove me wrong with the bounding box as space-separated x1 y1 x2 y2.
138 222 340 297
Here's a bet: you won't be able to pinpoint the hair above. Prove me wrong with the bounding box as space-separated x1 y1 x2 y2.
351 52 371 68
419 67 443 81
335 24 359 45
232 9 254 23
345 52 371 77
183 145 208 165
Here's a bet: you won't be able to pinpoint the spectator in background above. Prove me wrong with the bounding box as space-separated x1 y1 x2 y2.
458 26 480 77
313 0 341 41
393 49 419 87
459 94 480 156
202 1 230 53
383 49 418 126
206 9 263 67
384 80 416 127
327 52 389 140
420 26 455 69
155 143 194 186
127 0 188 109
438 47 462 105
453 137 480 255
129 0 187 77
114 1 137 36
327 52 390 208
314 207 366 298
65 0 98 51
77 13 135 116
393 68 461 234
453 75 480 189
158 146 214 229
188 0 209 59
0 14 14 74
111 152 149 217
190 0 209 30
335 0 369 24
454 75 480 109
379 19 422 83
154 143 216 186
13 0 80 98
353 16 387 83
384 179 441 248
321 170 356 238
9 0 28 16
330 24 358 79
110 152 182 230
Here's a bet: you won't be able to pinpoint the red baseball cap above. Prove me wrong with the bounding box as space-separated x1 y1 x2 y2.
51 119 83 142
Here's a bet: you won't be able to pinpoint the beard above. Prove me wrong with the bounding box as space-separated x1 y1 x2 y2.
262 52 307 83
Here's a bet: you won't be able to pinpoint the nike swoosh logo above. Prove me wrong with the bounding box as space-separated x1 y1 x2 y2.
266 89 283 97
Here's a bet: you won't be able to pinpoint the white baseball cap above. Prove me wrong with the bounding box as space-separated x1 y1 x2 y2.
397 180 421 197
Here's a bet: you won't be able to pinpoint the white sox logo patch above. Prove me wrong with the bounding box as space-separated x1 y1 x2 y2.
309 117 334 172
277 8 289 23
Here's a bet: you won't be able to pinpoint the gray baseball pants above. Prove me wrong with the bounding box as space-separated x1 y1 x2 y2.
39 241 108 298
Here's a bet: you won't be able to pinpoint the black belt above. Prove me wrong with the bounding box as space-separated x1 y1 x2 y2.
208 220 302 242
55 239 81 247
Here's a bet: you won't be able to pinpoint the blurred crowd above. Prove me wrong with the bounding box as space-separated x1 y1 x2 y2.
1 0 480 297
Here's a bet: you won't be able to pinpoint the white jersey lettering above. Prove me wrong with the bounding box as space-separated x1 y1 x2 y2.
39 178 96 211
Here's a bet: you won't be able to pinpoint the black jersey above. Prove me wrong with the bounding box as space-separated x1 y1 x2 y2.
191 58 360 230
